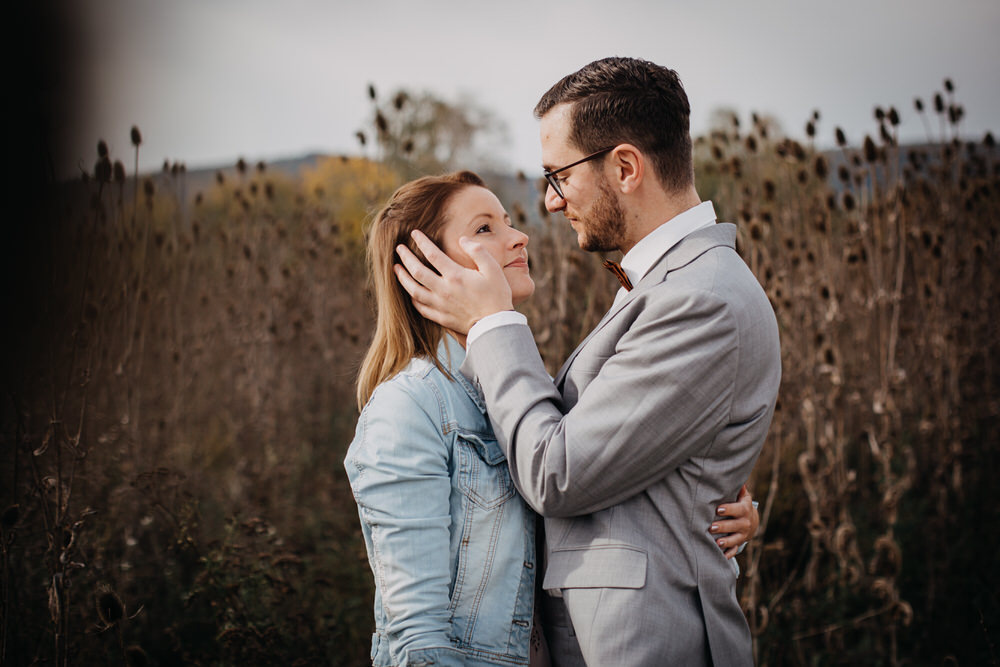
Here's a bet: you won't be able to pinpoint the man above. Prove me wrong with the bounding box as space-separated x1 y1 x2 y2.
395 57 781 666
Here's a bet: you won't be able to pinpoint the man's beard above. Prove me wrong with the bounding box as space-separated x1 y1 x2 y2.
575 177 627 252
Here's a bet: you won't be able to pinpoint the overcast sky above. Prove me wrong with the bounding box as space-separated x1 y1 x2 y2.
57 0 999 179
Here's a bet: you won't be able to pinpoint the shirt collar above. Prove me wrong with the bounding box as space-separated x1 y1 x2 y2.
619 201 717 287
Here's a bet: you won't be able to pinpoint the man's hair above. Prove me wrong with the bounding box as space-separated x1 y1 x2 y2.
534 57 693 192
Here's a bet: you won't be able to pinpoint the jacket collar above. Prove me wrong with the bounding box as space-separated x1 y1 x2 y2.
437 334 488 413
553 223 738 386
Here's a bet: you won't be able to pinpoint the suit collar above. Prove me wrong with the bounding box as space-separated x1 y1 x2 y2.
553 223 738 386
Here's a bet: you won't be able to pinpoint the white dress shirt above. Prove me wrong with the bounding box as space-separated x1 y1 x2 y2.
466 201 718 346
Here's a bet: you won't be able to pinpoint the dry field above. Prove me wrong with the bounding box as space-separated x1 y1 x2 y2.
2 83 998 665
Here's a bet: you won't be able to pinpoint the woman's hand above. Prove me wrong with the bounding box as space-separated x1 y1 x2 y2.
710 484 759 559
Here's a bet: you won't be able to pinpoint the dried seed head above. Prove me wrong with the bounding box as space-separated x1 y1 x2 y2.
113 160 126 184
814 155 829 180
835 127 847 147
805 121 815 138
402 139 414 154
368 83 377 100
745 136 757 153
880 124 894 146
143 178 155 199
130 126 142 146
944 78 954 93
256 160 266 173
393 91 408 110
914 97 924 113
934 93 945 113
236 158 247 175
97 140 109 158
791 141 806 162
763 179 776 201
863 135 878 163
216 171 225 186
96 589 124 625
842 191 856 211
356 131 367 147
874 106 885 122
887 106 900 126
95 157 112 183
838 165 850 183
375 111 388 135
985 132 995 148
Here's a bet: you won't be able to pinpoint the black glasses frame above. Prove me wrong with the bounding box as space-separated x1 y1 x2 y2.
543 146 616 199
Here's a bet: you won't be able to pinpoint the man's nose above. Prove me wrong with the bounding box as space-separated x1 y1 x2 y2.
544 184 566 212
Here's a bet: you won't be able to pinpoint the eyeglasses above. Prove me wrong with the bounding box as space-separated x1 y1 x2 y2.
543 146 616 199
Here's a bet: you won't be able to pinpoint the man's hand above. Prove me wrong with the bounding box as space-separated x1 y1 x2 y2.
710 484 760 559
394 230 514 334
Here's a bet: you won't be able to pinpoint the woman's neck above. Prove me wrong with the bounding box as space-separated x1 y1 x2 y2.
445 329 467 349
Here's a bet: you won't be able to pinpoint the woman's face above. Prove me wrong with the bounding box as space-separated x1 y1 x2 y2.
440 186 534 306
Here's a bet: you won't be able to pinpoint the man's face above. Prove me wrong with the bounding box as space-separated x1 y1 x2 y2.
540 104 627 252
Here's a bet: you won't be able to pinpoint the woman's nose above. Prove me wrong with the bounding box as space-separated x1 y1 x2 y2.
508 226 529 248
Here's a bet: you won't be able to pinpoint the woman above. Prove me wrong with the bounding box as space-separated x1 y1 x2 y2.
345 171 757 666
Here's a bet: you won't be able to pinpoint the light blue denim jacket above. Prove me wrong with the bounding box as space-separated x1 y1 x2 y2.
345 335 536 667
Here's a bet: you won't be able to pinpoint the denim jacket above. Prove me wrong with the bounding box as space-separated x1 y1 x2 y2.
345 335 536 667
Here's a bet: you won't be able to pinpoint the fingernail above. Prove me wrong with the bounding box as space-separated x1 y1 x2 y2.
717 507 726 515
717 539 725 547
710 524 719 533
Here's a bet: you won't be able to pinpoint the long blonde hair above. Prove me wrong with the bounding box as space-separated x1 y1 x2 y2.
356 170 486 408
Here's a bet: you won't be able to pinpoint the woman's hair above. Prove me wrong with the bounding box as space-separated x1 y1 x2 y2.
356 170 486 408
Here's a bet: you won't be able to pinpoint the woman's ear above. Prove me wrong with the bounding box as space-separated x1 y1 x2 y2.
610 144 643 194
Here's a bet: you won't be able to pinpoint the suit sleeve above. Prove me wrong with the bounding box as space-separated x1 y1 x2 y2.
465 288 739 518
346 381 464 667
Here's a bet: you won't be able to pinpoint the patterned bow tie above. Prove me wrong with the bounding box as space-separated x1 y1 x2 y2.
602 259 633 291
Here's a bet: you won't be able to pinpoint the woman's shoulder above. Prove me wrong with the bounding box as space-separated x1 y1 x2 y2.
363 356 457 422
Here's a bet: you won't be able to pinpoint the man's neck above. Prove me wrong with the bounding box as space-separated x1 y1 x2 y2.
619 185 702 255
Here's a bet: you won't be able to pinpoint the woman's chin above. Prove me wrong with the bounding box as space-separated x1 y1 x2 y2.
511 283 535 308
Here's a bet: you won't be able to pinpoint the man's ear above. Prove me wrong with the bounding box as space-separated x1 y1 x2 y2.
609 144 643 194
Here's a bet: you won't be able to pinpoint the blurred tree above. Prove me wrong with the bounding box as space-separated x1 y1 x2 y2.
300 156 400 246
362 86 509 178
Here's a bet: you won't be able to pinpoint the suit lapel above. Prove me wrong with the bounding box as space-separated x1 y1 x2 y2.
553 223 738 387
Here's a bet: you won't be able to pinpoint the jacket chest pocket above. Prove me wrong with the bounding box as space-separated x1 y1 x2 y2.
456 432 516 509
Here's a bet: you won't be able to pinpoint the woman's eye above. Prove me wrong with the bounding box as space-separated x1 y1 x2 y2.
475 224 491 234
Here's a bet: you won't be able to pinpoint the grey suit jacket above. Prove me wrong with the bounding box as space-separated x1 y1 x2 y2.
462 223 781 666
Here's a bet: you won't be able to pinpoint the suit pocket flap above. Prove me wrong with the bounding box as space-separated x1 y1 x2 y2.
542 545 647 590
